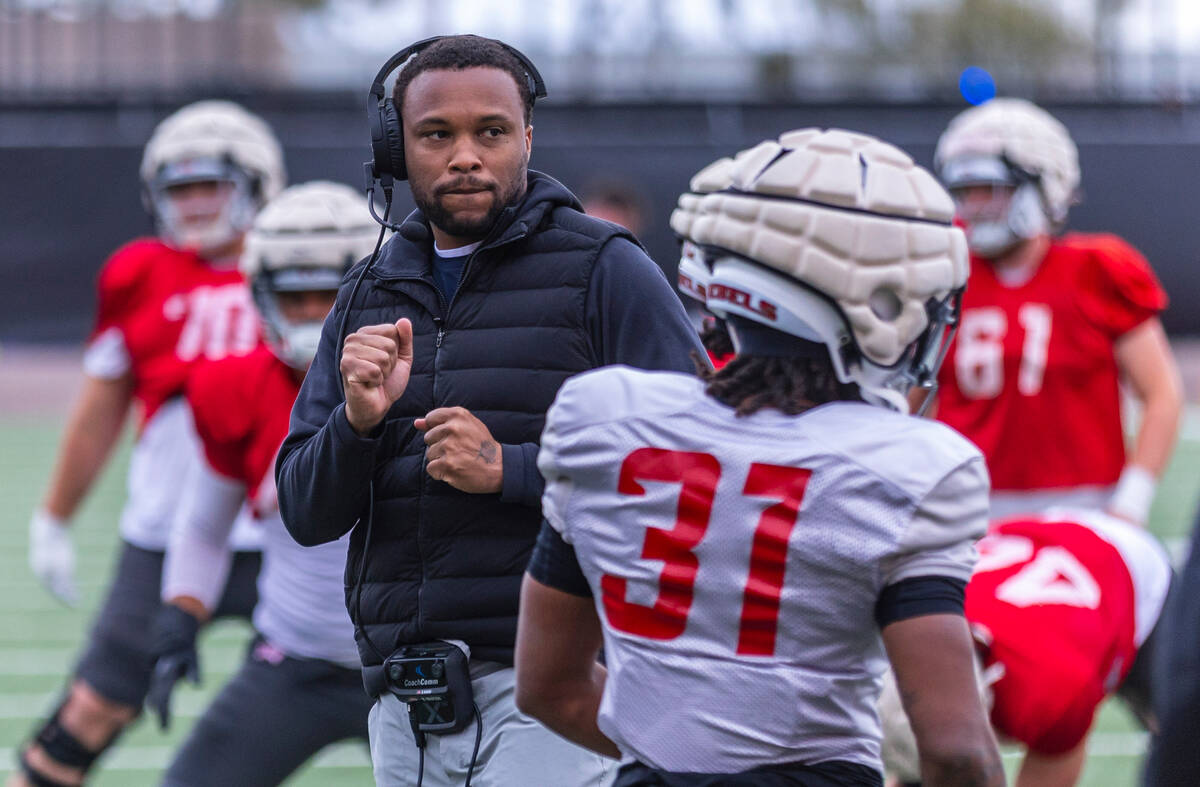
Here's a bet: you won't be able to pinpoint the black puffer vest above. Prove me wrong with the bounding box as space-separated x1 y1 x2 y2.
344 172 631 674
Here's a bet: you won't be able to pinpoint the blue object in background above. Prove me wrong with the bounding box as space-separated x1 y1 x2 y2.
959 67 997 105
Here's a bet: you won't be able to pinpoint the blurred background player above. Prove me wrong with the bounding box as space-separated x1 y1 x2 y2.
880 507 1171 787
580 179 649 237
16 100 285 787
146 181 379 786
515 129 1004 787
931 98 1183 526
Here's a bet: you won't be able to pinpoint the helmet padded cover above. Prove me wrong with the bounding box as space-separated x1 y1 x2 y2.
935 97 1080 225
685 128 967 367
240 180 379 280
141 100 286 203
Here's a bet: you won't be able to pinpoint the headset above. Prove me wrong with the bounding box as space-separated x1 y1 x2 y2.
364 34 548 231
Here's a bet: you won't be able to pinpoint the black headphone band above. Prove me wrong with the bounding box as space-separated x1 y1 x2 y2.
369 34 547 105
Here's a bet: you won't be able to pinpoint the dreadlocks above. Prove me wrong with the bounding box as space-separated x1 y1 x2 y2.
700 353 863 417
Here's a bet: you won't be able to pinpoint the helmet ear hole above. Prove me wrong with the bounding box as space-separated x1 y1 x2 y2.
868 288 902 322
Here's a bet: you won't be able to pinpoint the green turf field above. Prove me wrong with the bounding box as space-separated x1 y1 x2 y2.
1 415 1197 786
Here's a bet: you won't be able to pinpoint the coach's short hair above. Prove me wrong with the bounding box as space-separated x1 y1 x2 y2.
392 35 535 125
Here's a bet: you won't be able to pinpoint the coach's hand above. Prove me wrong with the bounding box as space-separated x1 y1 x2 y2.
341 318 414 437
146 604 202 731
415 408 503 494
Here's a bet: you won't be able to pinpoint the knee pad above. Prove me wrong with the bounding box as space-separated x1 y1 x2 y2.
23 703 119 784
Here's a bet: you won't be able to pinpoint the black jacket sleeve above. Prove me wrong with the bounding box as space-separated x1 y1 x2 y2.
499 237 708 507
587 236 707 371
275 302 382 547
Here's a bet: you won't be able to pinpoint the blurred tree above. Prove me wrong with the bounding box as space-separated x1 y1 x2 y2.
901 0 1086 93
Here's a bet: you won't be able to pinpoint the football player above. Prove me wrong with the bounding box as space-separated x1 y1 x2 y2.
880 507 1171 787
146 181 379 786
513 129 1004 786
17 101 284 787
931 98 1182 525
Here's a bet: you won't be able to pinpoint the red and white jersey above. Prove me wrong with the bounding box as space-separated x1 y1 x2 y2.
936 234 1166 499
966 508 1171 755
539 366 989 773
82 239 261 549
180 348 358 666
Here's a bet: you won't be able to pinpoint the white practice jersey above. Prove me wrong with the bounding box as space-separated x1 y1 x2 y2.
119 397 260 552
539 366 990 774
163 459 358 667
254 511 359 668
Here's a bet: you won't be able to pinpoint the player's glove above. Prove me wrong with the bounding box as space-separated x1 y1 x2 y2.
146 604 202 730
28 509 78 606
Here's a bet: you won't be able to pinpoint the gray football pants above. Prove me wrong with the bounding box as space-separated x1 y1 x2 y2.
368 664 615 787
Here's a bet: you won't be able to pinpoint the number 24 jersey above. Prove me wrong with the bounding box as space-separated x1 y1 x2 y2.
538 366 990 774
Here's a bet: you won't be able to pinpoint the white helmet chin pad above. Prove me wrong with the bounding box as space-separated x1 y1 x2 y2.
277 320 324 369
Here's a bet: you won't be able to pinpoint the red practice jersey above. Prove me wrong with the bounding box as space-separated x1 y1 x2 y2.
186 346 299 511
966 511 1169 755
91 238 260 427
936 234 1166 492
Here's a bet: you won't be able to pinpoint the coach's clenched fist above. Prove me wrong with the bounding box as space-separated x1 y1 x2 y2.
341 319 413 436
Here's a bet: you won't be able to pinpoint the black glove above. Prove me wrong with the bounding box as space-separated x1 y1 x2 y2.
146 604 202 730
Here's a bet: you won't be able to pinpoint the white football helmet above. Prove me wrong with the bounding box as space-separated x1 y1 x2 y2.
241 181 379 369
141 100 286 256
682 128 968 412
935 98 1080 258
671 156 736 305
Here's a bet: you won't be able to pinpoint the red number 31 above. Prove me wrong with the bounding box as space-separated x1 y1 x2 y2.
600 447 812 657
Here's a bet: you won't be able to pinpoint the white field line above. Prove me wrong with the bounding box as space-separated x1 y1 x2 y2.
0 741 372 772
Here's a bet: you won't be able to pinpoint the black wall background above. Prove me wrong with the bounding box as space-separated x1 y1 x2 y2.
3 96 1199 342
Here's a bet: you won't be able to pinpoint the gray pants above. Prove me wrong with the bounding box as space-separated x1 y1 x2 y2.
368 664 614 787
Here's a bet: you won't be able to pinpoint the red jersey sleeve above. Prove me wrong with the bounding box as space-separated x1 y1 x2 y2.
186 358 254 483
91 239 167 339
1069 234 1167 338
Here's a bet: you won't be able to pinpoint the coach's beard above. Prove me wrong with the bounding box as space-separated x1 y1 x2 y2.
417 172 527 242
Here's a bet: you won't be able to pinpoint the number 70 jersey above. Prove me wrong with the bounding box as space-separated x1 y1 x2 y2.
538 366 991 774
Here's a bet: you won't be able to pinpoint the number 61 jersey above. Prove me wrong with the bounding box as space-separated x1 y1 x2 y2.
537 366 991 774
935 234 1167 496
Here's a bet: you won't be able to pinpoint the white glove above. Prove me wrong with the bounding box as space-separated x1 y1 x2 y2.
1108 465 1157 528
29 509 78 606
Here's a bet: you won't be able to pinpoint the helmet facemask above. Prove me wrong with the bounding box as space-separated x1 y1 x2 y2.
250 266 344 370
148 156 260 257
942 154 1050 259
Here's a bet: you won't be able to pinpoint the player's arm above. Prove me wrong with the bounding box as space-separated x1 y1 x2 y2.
40 372 135 522
1112 317 1182 524
148 457 246 729
1013 740 1087 787
883 614 1004 787
30 371 135 605
514 522 620 759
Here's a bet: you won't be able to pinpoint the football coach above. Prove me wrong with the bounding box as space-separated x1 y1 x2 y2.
276 34 703 786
